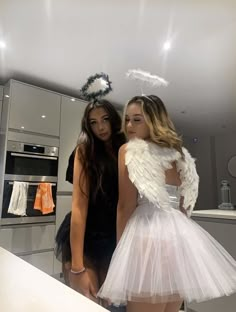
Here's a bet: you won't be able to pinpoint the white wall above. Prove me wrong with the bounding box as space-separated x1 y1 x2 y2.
184 133 236 210
215 134 236 205
184 136 217 210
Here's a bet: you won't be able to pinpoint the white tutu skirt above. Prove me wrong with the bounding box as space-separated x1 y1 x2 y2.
98 204 236 306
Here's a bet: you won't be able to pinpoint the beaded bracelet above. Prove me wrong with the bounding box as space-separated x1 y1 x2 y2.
70 267 86 275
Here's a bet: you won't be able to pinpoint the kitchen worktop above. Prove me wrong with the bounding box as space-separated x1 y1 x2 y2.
0 247 107 312
192 209 236 220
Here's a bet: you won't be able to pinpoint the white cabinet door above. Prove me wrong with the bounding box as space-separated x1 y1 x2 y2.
9 81 61 136
20 251 54 275
57 96 87 192
55 195 72 233
0 86 3 99
0 86 3 123
54 195 72 275
0 224 55 254
0 100 2 124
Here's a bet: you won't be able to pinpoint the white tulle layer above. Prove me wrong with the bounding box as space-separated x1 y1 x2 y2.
98 203 236 306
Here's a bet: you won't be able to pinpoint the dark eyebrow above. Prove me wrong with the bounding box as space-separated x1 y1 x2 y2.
89 114 109 121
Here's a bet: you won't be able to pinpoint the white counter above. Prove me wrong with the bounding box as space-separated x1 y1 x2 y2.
192 209 236 220
0 247 107 312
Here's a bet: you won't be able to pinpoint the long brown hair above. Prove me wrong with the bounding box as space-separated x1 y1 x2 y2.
123 95 183 155
77 99 126 201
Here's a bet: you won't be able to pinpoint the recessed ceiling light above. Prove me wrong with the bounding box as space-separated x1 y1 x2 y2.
163 40 171 51
5 94 9 98
0 40 6 49
41 115 46 118
21 126 25 129
71 98 75 102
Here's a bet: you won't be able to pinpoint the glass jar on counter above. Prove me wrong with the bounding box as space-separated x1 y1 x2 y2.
218 180 234 210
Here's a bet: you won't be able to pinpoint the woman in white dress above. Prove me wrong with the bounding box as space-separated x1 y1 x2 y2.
98 95 236 312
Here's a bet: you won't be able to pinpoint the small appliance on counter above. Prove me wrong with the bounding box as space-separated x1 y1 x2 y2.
218 180 234 210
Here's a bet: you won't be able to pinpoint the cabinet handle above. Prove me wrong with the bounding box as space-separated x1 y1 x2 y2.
10 152 58 160
8 181 56 186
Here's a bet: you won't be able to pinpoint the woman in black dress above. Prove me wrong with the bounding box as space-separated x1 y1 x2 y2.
55 99 126 308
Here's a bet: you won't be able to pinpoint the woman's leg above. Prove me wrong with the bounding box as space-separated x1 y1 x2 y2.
62 261 71 286
97 256 112 308
127 300 183 312
127 301 166 312
164 301 183 312
84 255 100 303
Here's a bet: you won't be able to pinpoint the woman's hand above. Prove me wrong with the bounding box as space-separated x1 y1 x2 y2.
70 270 98 302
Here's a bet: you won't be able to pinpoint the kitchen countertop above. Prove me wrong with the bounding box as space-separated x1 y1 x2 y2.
192 209 236 220
0 247 107 312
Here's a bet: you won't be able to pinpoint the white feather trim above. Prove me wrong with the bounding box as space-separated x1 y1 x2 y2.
126 69 169 87
125 139 199 217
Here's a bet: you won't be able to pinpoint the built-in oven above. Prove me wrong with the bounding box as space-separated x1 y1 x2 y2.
5 141 58 176
1 141 59 225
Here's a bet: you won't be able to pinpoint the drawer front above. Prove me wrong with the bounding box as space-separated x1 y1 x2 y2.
0 224 55 254
20 251 54 275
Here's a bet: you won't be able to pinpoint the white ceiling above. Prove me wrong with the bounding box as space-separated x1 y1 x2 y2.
0 0 236 136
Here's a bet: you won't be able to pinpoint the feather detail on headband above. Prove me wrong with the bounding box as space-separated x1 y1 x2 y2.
126 69 169 87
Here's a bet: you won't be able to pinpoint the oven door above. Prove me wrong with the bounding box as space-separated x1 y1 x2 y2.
1 175 57 226
5 151 58 177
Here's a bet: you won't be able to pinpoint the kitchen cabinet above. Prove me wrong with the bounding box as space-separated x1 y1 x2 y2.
57 96 87 192
54 195 72 275
186 212 236 312
8 80 61 136
0 223 55 254
0 86 3 123
0 223 55 275
20 251 54 275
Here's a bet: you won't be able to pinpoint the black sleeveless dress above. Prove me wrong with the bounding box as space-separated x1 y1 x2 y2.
55 157 118 264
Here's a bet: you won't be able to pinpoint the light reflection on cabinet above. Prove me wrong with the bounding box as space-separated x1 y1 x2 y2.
9 80 61 136
57 96 87 192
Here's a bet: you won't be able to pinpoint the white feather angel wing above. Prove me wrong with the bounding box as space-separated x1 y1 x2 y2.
125 139 199 216
177 148 199 216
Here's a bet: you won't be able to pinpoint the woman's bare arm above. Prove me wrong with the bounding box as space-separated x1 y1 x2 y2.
70 147 89 270
117 144 138 243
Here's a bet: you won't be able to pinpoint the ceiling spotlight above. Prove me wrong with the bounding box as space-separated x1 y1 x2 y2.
0 40 6 49
71 98 75 102
41 115 46 118
163 40 171 51
21 126 25 129
5 94 10 98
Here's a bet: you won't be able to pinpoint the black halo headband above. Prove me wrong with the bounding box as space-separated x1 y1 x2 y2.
80 72 112 101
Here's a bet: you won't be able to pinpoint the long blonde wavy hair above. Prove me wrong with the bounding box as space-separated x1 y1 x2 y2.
122 95 183 155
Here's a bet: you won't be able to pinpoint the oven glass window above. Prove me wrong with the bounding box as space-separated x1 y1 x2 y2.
5 152 58 176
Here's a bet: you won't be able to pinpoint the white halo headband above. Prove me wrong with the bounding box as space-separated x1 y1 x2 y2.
126 69 169 87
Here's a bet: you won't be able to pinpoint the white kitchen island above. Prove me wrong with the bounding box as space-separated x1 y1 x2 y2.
0 247 107 312
186 209 236 312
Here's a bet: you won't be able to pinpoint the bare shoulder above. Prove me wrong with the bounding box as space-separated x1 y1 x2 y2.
118 143 128 156
75 143 86 159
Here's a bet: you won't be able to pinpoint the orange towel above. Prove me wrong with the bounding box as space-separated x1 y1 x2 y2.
34 183 55 215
